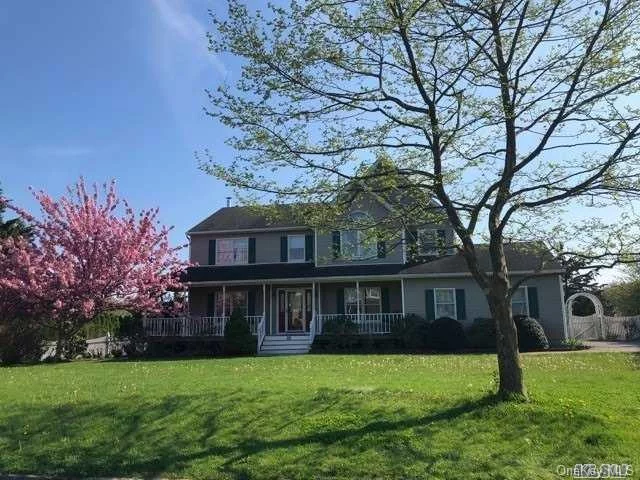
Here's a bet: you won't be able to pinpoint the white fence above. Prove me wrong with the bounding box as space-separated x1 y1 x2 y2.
569 314 640 341
143 315 262 337
315 313 404 335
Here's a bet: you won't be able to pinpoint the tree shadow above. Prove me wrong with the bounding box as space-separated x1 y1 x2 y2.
0 389 607 480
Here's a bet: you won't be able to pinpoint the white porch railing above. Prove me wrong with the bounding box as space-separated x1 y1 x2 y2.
144 315 262 337
315 313 403 335
257 315 266 351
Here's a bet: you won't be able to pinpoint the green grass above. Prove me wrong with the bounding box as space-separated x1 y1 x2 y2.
1 353 639 479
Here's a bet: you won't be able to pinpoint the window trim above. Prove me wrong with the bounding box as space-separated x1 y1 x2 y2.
287 234 306 263
215 237 249 265
339 211 377 260
344 286 382 314
434 287 457 320
214 290 248 317
511 286 530 316
417 228 440 256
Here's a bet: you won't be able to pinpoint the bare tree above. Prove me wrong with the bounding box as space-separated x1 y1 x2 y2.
203 0 640 399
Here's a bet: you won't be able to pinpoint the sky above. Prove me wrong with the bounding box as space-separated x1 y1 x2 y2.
0 0 628 284
1 0 235 250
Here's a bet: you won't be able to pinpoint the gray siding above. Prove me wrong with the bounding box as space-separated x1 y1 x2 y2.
403 274 565 341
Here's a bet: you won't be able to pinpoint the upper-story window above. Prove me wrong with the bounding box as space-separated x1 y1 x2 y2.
216 238 248 265
288 234 305 262
341 211 376 259
417 228 445 256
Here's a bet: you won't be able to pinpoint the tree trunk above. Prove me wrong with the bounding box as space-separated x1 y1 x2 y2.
487 245 527 400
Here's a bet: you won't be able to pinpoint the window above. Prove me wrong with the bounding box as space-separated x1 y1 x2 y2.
216 238 248 265
511 286 529 316
341 212 377 259
418 229 446 255
345 287 382 314
434 288 456 319
288 235 305 262
214 290 247 316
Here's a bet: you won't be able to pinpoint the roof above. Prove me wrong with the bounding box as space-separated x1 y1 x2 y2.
187 205 306 233
185 242 562 283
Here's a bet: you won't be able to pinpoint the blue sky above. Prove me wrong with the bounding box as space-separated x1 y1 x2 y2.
1 0 234 250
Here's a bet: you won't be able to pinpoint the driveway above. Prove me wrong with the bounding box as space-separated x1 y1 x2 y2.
583 340 640 352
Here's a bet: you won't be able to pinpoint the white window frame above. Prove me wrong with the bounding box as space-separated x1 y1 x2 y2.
434 288 457 320
511 286 530 316
215 237 249 265
340 211 377 260
214 290 248 317
345 286 382 314
287 234 306 263
417 228 439 256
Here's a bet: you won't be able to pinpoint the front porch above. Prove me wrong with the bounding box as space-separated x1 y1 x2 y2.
145 279 406 340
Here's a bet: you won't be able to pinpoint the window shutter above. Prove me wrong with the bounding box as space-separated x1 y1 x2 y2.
305 234 314 261
280 236 288 262
208 239 216 265
437 230 446 253
527 287 539 318
247 290 256 316
336 287 345 314
377 240 386 258
332 231 341 259
248 237 256 264
425 289 435 321
207 293 215 316
455 289 466 321
381 287 390 313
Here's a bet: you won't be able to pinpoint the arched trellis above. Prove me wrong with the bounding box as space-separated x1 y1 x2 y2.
565 292 604 340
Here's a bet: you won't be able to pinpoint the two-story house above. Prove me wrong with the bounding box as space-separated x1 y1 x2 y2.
145 202 567 355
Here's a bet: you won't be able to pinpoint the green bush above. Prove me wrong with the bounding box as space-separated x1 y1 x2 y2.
321 315 359 335
391 314 429 350
224 309 255 356
0 317 45 364
59 331 88 359
427 317 467 351
113 313 147 357
310 335 401 353
514 315 549 351
466 317 496 350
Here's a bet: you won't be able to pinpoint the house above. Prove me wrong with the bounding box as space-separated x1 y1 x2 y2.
144 202 567 355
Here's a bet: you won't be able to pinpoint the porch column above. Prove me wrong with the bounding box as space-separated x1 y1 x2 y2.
312 281 316 334
401 278 406 316
269 284 273 335
222 285 226 317
356 280 360 318
263 283 266 318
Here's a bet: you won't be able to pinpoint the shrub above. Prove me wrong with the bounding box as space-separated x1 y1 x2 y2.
466 317 496 350
0 317 45 364
59 331 88 359
113 313 147 357
391 314 429 350
562 338 586 350
321 315 359 335
224 308 255 355
514 315 549 351
427 317 467 351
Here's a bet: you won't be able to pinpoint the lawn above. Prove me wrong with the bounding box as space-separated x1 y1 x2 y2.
0 353 638 479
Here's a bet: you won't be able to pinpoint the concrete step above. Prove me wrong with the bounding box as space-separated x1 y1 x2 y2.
264 335 311 342
258 349 310 356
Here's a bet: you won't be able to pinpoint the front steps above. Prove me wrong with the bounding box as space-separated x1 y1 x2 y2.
258 334 312 355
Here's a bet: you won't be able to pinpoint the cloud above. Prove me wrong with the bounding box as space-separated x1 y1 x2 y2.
149 0 227 77
28 146 94 157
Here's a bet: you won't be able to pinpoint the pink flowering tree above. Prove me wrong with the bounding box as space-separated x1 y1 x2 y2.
0 178 188 358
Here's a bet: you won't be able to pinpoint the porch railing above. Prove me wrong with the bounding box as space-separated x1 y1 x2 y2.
257 315 266 351
144 315 262 337
315 313 404 335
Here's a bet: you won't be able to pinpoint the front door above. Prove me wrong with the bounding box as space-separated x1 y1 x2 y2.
278 288 312 333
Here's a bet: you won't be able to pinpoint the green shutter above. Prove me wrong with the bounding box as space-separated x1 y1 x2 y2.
377 241 386 258
208 239 216 265
332 231 341 259
280 236 288 262
381 287 390 312
305 234 314 261
425 289 435 321
247 290 256 316
527 287 539 318
248 237 256 264
336 288 345 314
207 293 215 316
455 289 466 320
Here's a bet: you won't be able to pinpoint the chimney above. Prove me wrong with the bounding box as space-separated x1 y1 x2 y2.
226 197 232 207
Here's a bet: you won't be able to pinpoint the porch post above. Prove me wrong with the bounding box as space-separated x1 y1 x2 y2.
269 284 273 335
356 280 360 318
263 283 266 317
401 278 406 316
222 285 226 317
312 282 316 334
